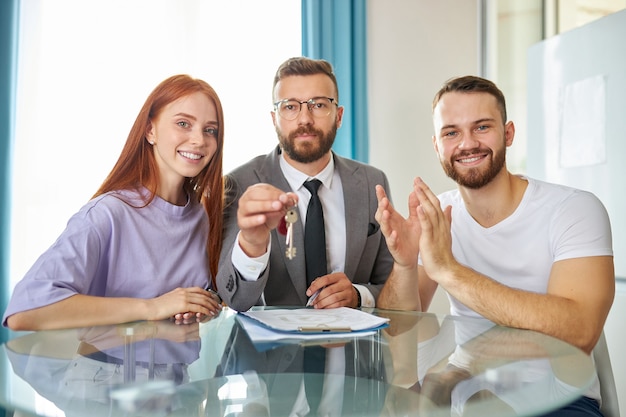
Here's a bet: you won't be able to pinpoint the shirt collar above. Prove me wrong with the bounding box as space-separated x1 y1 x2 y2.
279 151 335 192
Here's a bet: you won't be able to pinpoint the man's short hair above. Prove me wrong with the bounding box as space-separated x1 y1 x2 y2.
432 75 507 124
272 57 339 102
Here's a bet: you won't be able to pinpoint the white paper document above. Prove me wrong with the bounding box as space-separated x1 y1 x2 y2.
236 315 377 349
240 307 389 333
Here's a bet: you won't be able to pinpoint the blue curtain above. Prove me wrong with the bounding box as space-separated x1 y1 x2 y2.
301 0 369 163
0 0 18 343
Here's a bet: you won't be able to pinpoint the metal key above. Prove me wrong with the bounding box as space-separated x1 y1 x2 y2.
285 207 298 259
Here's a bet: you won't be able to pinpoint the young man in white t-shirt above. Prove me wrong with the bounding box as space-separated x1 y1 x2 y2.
375 75 614 416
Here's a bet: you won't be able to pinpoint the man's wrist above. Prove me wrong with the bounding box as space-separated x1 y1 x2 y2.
238 234 269 258
353 285 362 308
231 231 270 281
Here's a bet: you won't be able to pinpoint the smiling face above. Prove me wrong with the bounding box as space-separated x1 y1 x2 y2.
432 91 514 189
272 74 343 172
146 91 218 202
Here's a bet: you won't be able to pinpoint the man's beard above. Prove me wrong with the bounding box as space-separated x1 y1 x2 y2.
277 124 337 163
441 147 506 189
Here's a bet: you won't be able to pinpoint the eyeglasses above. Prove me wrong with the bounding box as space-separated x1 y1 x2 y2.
273 97 337 121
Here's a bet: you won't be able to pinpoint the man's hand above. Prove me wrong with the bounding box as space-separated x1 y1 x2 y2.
305 273 359 309
236 183 299 257
412 177 455 280
375 184 422 269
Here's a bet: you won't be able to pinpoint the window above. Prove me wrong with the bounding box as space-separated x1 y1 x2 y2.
10 1 301 290
482 0 626 175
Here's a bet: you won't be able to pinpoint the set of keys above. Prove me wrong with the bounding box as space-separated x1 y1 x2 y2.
283 206 298 260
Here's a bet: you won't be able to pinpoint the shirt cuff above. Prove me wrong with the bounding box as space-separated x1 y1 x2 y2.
354 284 375 308
231 231 271 281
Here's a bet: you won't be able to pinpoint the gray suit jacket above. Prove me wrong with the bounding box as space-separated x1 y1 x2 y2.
217 146 393 311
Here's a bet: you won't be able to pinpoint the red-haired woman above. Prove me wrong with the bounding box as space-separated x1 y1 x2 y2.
4 75 225 330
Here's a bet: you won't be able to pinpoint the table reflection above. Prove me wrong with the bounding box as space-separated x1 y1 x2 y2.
378 310 595 416
208 318 390 416
0 308 595 417
4 320 204 416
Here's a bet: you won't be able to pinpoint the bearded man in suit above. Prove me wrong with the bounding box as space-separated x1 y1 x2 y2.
217 57 392 311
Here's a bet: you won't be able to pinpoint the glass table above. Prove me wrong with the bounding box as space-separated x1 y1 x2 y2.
0 307 595 416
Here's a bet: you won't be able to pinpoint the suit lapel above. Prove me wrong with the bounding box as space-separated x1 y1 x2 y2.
334 154 368 280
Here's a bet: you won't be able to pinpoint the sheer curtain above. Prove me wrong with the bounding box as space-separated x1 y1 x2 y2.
10 1 301 294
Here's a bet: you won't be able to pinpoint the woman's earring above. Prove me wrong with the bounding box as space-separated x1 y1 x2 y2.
149 140 155 145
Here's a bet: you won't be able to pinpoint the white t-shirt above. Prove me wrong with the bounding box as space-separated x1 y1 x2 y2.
424 176 613 403
432 176 613 318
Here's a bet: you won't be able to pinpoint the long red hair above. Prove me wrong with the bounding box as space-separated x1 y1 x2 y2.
93 75 224 287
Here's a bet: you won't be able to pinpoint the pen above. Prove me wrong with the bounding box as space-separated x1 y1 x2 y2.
298 326 352 333
305 269 340 307
305 287 322 307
